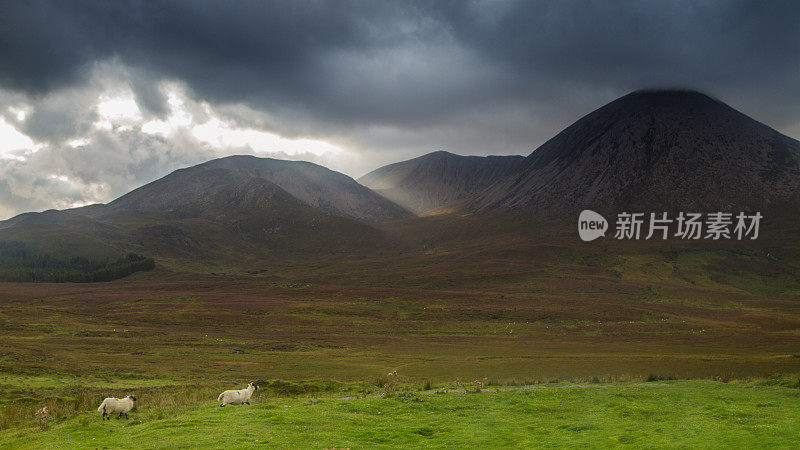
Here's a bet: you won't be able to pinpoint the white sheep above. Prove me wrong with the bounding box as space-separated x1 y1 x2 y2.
97 395 136 420
217 382 259 406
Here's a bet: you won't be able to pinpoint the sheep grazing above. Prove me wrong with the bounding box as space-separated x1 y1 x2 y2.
217 382 259 406
97 395 136 420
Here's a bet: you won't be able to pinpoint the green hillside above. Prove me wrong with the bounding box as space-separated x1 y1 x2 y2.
2 378 799 448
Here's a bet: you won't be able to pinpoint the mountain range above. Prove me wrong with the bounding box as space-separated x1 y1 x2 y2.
1 89 799 278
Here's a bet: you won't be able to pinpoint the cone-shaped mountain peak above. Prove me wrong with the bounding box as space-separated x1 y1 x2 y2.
473 90 800 213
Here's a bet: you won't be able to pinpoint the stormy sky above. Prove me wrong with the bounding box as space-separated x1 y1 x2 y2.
0 0 798 219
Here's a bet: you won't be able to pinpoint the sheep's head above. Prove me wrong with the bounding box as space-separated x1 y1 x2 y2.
129 395 137 402
250 382 260 390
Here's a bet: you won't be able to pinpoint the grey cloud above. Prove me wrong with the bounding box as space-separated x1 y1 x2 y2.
0 125 217 219
18 88 99 144
2 1 796 131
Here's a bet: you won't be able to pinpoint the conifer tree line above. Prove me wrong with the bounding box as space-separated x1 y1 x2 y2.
0 241 155 282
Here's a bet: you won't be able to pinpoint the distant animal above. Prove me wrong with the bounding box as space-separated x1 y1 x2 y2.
217 382 259 406
97 395 136 420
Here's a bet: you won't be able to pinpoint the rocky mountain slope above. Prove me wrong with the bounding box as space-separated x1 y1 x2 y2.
359 151 523 214
98 155 411 223
472 90 800 214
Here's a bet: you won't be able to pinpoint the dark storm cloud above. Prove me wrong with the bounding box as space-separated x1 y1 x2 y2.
1 0 418 123
440 1 800 103
3 0 798 134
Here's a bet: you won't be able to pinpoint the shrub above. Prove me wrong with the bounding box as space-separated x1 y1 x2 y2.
34 407 50 431
395 391 423 402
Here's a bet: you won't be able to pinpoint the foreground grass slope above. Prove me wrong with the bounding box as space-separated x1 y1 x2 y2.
2 380 799 448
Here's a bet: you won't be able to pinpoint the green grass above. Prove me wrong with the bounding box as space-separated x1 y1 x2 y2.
2 380 800 448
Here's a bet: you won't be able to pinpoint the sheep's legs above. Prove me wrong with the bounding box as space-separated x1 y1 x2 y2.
245 401 251 405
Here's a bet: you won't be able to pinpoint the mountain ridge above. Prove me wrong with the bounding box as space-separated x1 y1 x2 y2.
87 155 412 223
359 150 523 214
0 156 412 263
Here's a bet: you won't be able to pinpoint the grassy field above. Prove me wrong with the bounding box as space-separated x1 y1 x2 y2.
1 213 799 446
2 279 800 384
2 378 800 448
1 274 799 446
